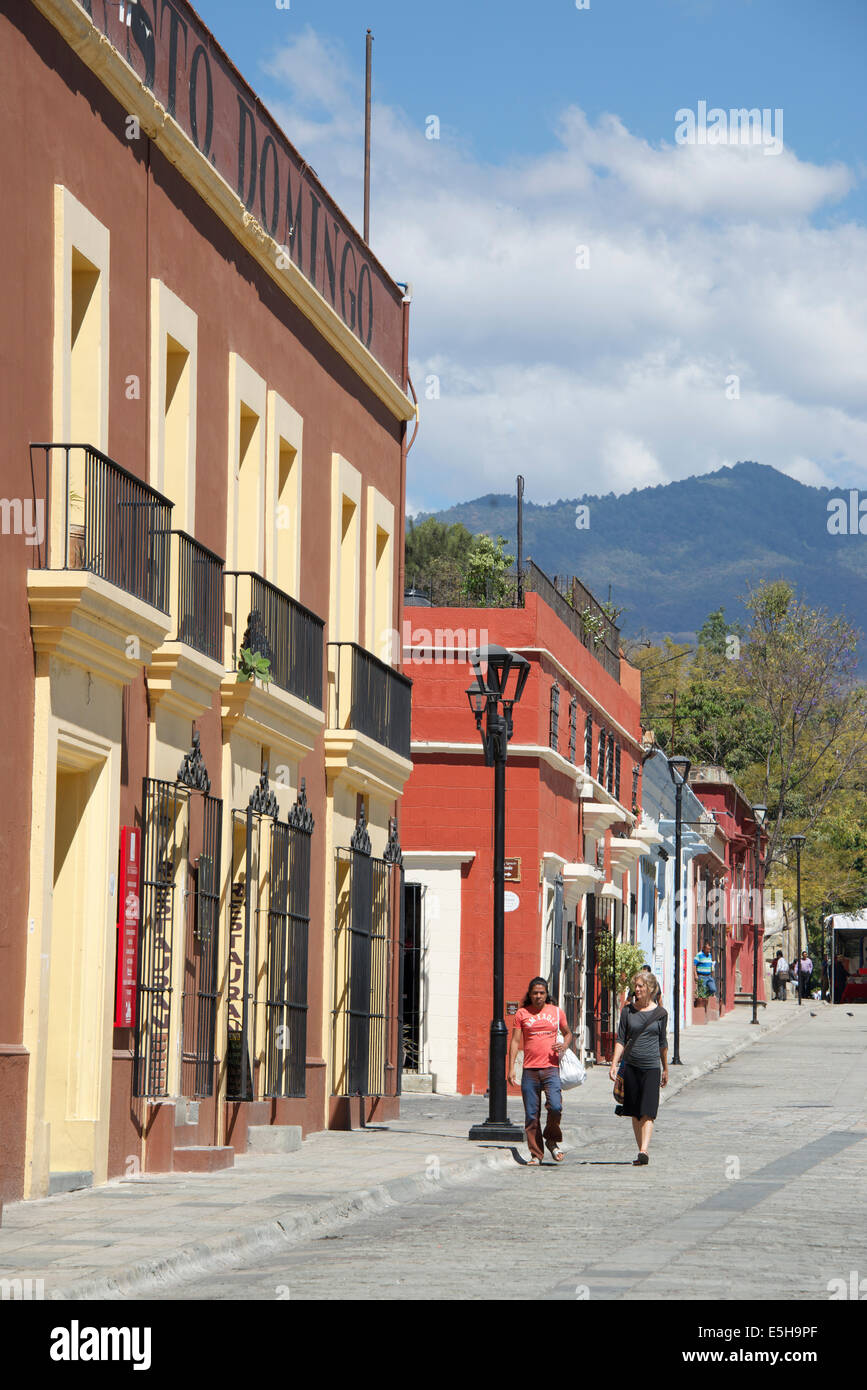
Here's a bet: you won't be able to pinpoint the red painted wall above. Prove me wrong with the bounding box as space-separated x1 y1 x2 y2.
403 596 642 1093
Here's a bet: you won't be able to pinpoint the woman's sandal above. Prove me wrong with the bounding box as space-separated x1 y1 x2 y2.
547 1144 564 1162
633 1152 649 1166
527 1156 542 1165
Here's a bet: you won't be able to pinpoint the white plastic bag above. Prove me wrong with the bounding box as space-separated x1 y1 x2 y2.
559 1045 586 1089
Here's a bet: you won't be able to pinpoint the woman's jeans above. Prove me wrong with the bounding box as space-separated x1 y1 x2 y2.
521 1066 563 1159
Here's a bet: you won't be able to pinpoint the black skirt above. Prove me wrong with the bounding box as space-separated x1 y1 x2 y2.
620 1063 661 1119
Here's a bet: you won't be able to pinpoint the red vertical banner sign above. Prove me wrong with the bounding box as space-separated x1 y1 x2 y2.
115 827 140 1028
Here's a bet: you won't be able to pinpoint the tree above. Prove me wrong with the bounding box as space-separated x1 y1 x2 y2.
405 517 474 603
740 580 867 875
631 638 693 750
461 534 515 607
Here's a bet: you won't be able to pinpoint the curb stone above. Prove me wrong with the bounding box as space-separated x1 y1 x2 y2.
50 1147 517 1300
50 1009 805 1299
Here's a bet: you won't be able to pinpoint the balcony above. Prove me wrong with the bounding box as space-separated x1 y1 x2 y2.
221 572 326 763
27 443 173 684
146 531 226 721
325 642 413 799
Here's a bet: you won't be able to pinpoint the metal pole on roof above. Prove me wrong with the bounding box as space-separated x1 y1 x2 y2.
364 30 373 242
516 475 524 608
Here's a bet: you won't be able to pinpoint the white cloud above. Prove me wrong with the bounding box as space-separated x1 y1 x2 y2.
261 28 867 508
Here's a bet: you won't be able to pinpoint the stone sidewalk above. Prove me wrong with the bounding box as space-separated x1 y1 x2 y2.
0 999 810 1299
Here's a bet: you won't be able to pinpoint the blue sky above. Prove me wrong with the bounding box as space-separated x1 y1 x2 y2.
194 0 867 511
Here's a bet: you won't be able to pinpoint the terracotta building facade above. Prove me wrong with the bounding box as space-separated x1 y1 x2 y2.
0 0 415 1203
399 577 649 1095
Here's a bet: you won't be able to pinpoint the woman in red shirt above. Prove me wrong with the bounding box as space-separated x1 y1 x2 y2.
508 977 572 1165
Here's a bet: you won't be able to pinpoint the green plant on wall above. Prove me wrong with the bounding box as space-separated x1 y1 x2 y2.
237 647 271 685
581 608 606 647
594 932 647 995
461 534 514 607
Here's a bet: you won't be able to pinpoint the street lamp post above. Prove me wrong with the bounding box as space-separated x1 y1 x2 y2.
789 833 806 1006
667 756 691 1066
466 644 530 1143
751 805 767 1026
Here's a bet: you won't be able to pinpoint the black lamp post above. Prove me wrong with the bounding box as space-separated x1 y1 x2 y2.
466 644 530 1143
751 805 767 1025
789 833 806 1006
667 756 691 1065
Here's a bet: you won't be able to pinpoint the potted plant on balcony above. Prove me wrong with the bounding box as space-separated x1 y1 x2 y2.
67 487 86 569
236 647 271 687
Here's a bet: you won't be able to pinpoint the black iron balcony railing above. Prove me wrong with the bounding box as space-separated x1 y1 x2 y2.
30 443 172 613
225 571 324 709
403 558 621 683
171 531 224 663
329 641 412 760
525 561 621 682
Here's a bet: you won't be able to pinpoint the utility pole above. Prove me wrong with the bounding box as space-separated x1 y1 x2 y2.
363 30 372 243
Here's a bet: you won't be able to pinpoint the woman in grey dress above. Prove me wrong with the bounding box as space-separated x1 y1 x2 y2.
608 971 668 1165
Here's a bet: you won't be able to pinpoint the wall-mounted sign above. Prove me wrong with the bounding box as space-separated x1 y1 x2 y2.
504 857 521 882
506 1001 519 1015
114 827 140 1028
504 890 520 913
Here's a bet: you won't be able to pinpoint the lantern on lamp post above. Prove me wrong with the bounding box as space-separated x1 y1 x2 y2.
465 645 530 1143
789 833 806 1006
751 805 767 1025
667 756 691 1065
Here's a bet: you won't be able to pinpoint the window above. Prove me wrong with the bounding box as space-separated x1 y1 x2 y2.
568 696 577 764
366 487 395 662
227 354 266 573
615 744 622 803
584 714 593 772
597 726 606 782
150 281 198 532
549 683 560 751
606 732 615 793
53 186 110 453
331 455 362 645
266 391 303 600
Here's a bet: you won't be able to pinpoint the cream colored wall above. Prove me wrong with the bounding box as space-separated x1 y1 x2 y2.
365 486 395 663
149 280 198 534
23 659 122 1198
52 186 109 452
329 454 362 647
227 354 267 575
266 391 303 600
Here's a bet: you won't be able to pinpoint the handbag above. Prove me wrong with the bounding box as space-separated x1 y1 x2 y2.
612 1006 665 1103
559 1038 586 1089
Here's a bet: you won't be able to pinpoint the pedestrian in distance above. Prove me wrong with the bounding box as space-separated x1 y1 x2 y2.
798 949 813 1000
608 972 668 1166
694 941 717 997
833 953 849 1004
772 950 789 1000
508 978 572 1165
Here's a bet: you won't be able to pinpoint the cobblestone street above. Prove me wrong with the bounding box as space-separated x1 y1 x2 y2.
133 1006 867 1302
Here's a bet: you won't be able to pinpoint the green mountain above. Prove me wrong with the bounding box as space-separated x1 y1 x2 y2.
415 462 867 648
